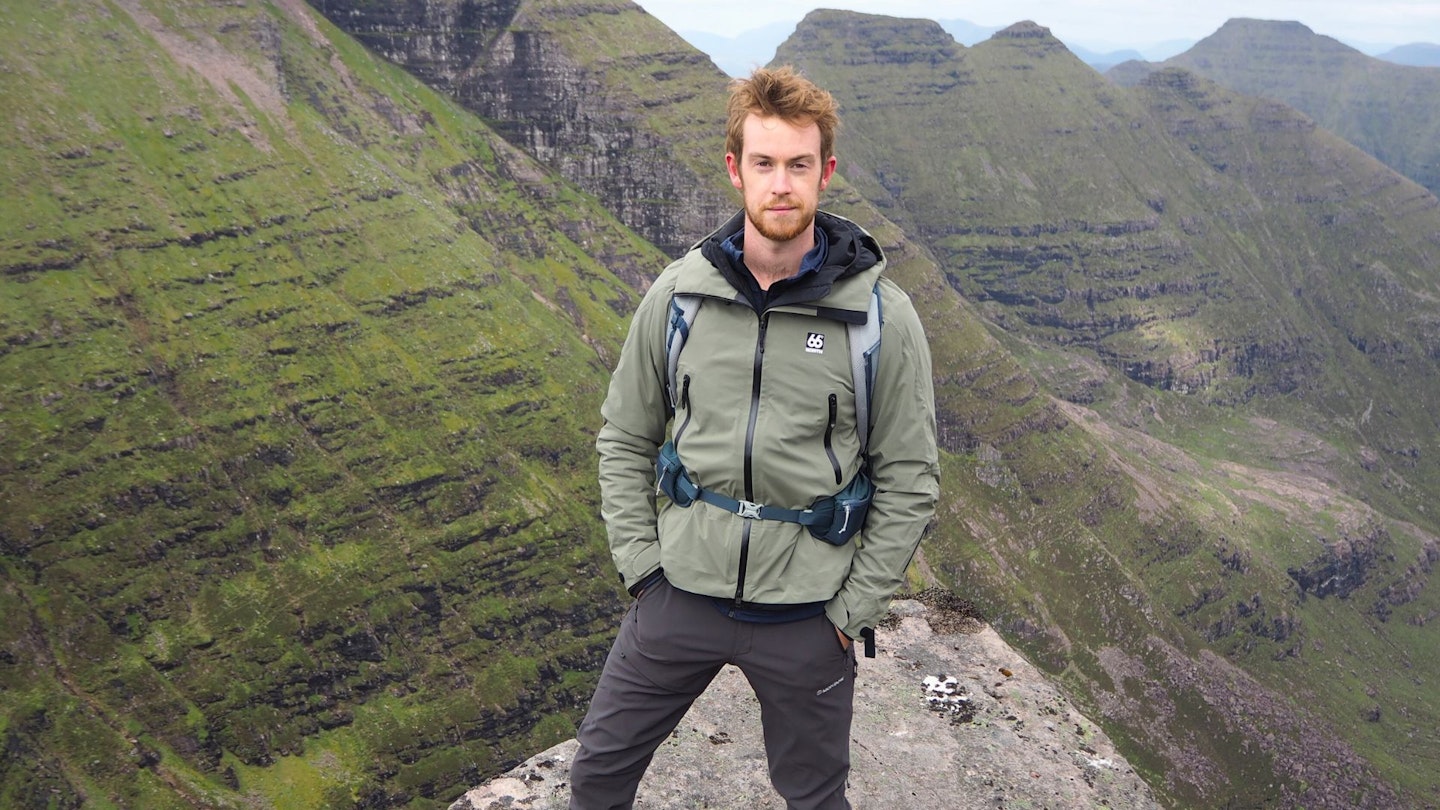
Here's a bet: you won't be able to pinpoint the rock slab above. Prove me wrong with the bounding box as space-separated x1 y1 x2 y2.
451 599 1159 809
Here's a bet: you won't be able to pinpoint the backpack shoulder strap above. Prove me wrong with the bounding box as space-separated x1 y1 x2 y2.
665 294 703 414
847 284 883 456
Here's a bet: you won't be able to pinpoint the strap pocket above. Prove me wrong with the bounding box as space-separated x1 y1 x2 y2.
655 440 698 507
808 470 874 546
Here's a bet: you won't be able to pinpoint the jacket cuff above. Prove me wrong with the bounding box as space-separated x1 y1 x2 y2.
824 597 861 641
616 539 663 592
628 568 665 598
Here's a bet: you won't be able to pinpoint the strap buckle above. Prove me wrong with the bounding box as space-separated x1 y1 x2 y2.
736 500 763 519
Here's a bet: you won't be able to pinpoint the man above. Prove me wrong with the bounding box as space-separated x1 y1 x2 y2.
570 66 939 810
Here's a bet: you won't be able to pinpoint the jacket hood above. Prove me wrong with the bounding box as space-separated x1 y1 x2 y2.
690 210 885 320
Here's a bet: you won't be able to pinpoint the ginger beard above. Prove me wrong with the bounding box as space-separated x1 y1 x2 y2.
744 188 816 243
727 115 835 246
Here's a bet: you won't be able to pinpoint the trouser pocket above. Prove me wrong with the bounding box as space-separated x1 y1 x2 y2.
624 578 728 693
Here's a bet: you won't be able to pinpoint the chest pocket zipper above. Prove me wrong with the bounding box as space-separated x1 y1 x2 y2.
823 393 842 486
674 375 693 443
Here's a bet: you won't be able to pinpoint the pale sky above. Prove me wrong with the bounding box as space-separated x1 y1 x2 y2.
635 0 1440 50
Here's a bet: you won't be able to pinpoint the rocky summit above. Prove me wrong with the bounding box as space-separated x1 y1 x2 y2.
451 598 1159 810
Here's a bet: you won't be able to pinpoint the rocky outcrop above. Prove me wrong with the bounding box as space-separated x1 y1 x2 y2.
449 598 1159 810
1288 521 1390 601
304 0 523 95
467 21 731 258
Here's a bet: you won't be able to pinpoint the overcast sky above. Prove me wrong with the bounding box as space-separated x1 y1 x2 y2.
634 1 1440 50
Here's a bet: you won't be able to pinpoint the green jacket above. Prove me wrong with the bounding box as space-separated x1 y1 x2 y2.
596 211 939 641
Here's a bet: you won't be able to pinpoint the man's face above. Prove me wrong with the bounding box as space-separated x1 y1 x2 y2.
726 114 837 244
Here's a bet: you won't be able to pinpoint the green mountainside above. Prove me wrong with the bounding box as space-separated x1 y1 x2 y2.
0 0 659 806
6 2 1440 809
1110 18 1440 198
776 11 1440 808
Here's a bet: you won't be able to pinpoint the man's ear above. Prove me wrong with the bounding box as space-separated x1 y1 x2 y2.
726 152 743 190
820 155 837 190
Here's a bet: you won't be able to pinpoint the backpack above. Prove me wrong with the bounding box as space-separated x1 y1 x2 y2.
664 285 884 454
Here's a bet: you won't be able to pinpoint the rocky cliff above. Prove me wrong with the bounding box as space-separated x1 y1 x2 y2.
308 0 737 258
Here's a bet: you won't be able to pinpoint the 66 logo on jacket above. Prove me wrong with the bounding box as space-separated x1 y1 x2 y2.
805 332 826 354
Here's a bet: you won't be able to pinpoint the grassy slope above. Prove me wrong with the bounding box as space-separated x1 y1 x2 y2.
0 1 661 807
777 12 1440 807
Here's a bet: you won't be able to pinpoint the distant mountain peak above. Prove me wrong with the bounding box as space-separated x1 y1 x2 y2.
787 9 961 65
1203 17 1356 55
996 20 1054 40
1162 13 1440 196
795 7 952 40
1380 41 1440 66
1218 17 1317 36
982 19 1073 58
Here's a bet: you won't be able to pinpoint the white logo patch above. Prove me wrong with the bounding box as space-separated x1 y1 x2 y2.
805 332 826 354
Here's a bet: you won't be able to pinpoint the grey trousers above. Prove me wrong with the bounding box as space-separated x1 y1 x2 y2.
569 577 856 810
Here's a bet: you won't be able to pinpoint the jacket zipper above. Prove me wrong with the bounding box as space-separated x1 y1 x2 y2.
824 393 842 486
735 312 769 605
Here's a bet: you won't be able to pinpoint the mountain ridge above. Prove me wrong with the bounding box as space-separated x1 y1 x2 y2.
776 9 1439 807
1110 18 1440 198
1380 41 1440 66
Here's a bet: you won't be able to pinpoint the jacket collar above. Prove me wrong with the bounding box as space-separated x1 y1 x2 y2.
676 210 884 320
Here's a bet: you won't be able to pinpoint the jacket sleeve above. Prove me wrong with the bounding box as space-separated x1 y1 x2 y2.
825 280 940 640
595 275 676 593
